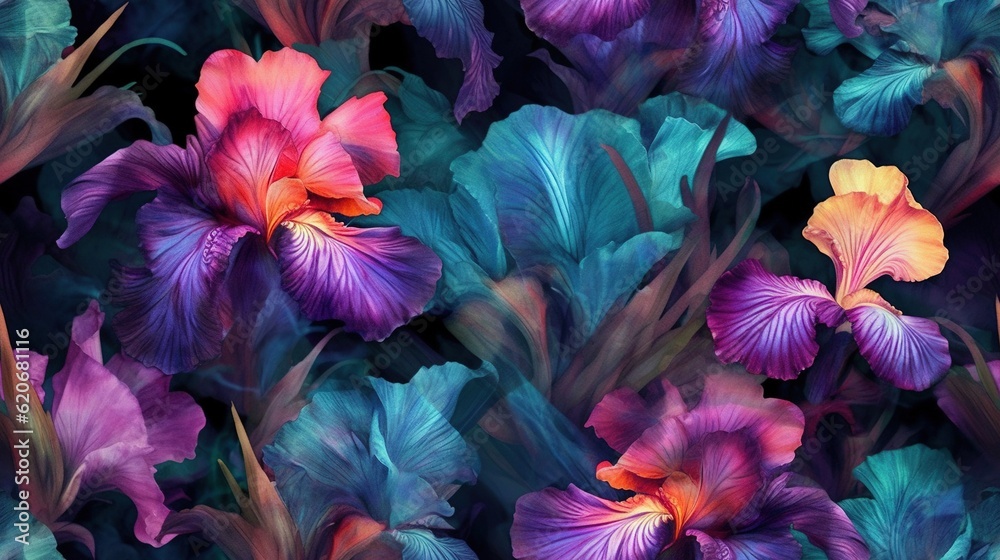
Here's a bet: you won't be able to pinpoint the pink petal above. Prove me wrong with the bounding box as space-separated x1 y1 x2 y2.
320 93 400 184
585 381 686 454
196 48 328 147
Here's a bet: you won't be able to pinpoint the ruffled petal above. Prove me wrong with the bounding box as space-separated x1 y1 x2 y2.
113 186 256 373
58 141 201 249
661 430 763 536
400 0 501 121
195 48 327 146
832 50 935 136
51 335 169 545
296 130 371 209
273 210 441 340
521 0 650 44
511 485 671 560
723 473 869 560
585 382 686 454
804 163 947 301
843 289 950 390
319 92 399 184
828 0 867 37
839 445 971 559
679 0 797 111
707 259 845 379
105 353 205 465
205 108 303 238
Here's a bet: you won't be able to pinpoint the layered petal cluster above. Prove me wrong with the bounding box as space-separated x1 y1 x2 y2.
708 159 951 390
262 362 491 558
511 374 868 559
524 0 798 113
0 0 171 183
57 48 441 374
803 0 1000 136
838 445 1000 559
229 0 500 121
27 301 205 547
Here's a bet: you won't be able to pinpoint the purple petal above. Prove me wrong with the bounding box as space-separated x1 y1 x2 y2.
51 342 169 546
106 353 206 465
273 211 441 341
0 350 47 403
707 260 845 379
829 0 866 38
112 186 256 373
57 140 201 249
511 484 671 560
401 0 501 121
521 0 651 44
724 472 869 560
679 0 797 111
585 382 686 453
845 291 951 390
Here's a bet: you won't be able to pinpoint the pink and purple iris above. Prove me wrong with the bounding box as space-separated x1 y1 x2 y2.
56 47 442 374
707 159 951 390
510 373 868 559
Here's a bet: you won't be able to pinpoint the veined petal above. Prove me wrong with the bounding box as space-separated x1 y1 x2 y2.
106 353 205 465
296 130 369 209
205 108 303 238
195 48 328 146
511 485 671 560
58 141 201 249
390 529 477 560
401 0 501 121
521 0 651 44
832 50 935 136
660 430 764 535
843 289 950 390
707 259 845 379
804 164 947 300
113 186 256 374
320 93 400 184
51 340 169 545
273 211 441 340
0 0 75 102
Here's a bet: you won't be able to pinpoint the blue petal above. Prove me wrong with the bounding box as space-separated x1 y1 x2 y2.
636 93 755 230
833 50 936 136
391 528 478 560
0 492 63 559
839 445 972 560
400 0 501 121
451 105 648 274
409 361 497 419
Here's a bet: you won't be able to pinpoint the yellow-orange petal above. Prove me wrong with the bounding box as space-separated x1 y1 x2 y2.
804 165 948 302
828 159 914 205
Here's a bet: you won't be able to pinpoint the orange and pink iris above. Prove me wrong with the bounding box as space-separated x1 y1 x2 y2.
707 159 951 390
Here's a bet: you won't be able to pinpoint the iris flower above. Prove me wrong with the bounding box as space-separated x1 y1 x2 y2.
0 1 175 184
0 301 204 549
522 0 798 113
57 47 441 374
229 0 500 122
511 374 868 559
707 159 951 390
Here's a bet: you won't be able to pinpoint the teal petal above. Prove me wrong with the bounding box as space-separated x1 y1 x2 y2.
792 529 830 559
452 105 648 273
392 528 478 560
409 361 497 419
570 232 679 336
0 492 63 560
839 445 972 560
869 0 952 59
833 50 936 136
636 93 754 231
0 0 75 106
970 492 1000 544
